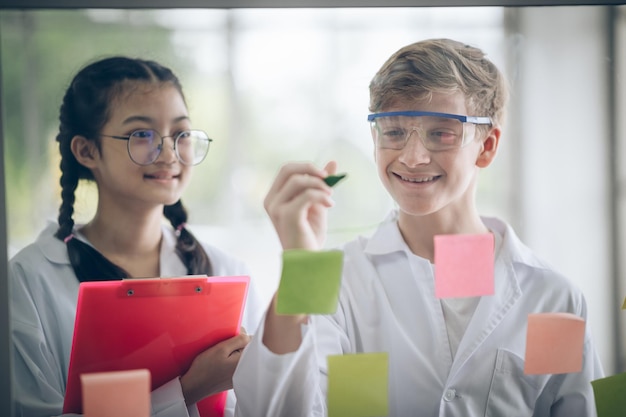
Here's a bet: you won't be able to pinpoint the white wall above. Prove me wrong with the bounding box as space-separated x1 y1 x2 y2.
513 6 615 372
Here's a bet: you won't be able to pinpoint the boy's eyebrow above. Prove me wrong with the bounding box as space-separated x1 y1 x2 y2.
121 115 191 125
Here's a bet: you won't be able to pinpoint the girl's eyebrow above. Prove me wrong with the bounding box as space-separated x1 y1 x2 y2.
121 115 191 125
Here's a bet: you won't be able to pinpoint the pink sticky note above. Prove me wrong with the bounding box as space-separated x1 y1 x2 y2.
434 233 494 299
524 313 585 375
81 369 150 417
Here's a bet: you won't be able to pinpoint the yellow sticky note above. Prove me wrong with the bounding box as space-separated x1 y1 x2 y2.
592 372 626 417
434 233 494 299
81 369 150 417
524 312 585 375
276 249 343 314
327 353 389 417
621 296 625 310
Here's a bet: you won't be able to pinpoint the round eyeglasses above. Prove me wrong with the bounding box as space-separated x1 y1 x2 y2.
101 129 212 166
368 111 492 152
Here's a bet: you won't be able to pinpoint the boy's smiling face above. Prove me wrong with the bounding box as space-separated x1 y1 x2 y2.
373 91 499 224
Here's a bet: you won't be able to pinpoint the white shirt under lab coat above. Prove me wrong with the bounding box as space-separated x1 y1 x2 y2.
10 221 264 417
233 212 604 417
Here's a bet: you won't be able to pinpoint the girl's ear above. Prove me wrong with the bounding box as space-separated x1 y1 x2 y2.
70 135 99 168
476 126 501 168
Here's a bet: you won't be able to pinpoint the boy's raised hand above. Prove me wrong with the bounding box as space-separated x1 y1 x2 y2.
264 161 337 251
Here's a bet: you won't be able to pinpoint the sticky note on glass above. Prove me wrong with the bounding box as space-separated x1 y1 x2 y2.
327 353 389 417
434 233 494 298
592 372 626 417
276 249 343 314
622 296 625 309
82 369 150 417
524 312 585 375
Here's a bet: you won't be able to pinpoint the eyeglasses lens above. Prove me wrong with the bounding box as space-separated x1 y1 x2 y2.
176 130 210 166
372 116 468 151
127 130 210 166
127 130 159 165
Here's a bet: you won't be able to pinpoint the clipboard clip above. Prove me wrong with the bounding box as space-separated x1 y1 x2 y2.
118 276 210 298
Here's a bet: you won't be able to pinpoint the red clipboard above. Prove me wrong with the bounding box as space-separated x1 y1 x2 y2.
63 275 250 416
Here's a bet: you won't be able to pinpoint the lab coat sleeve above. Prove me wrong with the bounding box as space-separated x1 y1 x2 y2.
151 379 238 417
232 316 323 417
151 379 200 417
12 318 69 417
10 259 72 417
232 310 349 417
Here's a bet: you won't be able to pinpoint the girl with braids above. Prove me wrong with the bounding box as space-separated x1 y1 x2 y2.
9 56 262 417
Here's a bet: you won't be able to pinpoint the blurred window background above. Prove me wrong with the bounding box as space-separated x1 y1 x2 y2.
0 7 510 300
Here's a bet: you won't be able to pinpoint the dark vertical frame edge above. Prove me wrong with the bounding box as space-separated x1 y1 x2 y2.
0 20 14 417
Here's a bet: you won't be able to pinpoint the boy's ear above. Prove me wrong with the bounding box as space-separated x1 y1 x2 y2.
70 135 99 168
476 127 501 168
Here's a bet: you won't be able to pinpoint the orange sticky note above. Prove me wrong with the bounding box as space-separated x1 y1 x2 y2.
524 313 585 375
81 369 150 417
434 233 494 299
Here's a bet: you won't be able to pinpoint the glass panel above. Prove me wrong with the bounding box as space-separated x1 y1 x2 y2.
0 7 509 303
2 7 625 415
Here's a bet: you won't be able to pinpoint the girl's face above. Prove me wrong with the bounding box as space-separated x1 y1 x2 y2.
91 82 193 210
373 91 494 223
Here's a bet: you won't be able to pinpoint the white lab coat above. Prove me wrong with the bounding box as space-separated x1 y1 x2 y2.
10 221 264 417
233 212 604 417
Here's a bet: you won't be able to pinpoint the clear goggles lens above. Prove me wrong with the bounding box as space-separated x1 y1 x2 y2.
370 115 476 151
127 129 211 166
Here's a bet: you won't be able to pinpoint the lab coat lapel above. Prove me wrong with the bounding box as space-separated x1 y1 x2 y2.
447 255 522 379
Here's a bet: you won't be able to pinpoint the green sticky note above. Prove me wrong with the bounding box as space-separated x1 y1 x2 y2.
275 249 343 314
327 353 389 417
592 372 626 417
324 173 347 187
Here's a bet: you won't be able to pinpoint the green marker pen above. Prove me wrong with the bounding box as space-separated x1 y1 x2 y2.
323 173 347 187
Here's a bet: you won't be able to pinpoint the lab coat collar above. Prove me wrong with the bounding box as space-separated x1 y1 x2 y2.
36 221 75 265
363 210 407 255
364 211 539 267
481 216 545 268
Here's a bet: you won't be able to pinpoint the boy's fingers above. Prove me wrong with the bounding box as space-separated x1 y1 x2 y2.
323 160 337 176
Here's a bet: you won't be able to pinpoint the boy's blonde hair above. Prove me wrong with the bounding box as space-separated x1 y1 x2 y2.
369 38 509 129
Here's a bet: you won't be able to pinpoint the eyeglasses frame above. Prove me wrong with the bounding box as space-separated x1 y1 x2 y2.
367 110 492 125
101 129 213 166
367 110 492 151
